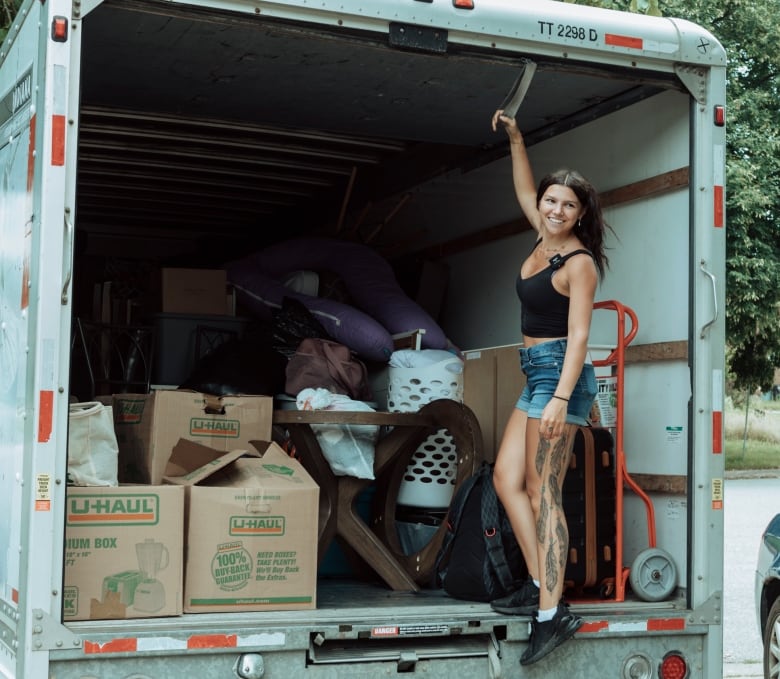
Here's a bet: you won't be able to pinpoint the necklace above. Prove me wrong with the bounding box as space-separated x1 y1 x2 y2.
539 238 572 254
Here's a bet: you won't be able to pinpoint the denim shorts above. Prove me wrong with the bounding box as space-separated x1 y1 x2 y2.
515 339 597 426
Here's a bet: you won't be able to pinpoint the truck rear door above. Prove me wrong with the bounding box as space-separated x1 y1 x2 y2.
0 0 81 676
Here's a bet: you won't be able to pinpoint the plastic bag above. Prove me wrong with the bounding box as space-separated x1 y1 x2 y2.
296 388 378 479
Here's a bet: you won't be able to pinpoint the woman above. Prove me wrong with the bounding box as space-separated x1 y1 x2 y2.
489 110 609 665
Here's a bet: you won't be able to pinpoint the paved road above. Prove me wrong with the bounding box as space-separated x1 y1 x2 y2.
723 475 780 678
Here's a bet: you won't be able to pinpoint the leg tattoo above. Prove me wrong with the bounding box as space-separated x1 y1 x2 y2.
555 518 568 570
535 437 549 475
537 484 548 544
537 428 574 595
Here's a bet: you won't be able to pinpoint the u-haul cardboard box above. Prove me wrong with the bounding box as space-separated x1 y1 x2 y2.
164 439 319 613
112 390 272 485
63 485 184 621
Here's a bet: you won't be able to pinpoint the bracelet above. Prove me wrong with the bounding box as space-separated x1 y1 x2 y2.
552 395 569 403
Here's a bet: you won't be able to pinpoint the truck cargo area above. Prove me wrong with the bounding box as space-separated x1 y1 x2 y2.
0 0 728 675
73 0 677 266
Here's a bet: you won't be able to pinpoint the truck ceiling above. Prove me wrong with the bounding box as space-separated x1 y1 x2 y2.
75 0 681 256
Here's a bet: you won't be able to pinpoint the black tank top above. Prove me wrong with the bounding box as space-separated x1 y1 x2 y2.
516 241 593 338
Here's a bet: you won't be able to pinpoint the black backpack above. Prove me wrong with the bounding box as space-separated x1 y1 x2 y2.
433 462 527 602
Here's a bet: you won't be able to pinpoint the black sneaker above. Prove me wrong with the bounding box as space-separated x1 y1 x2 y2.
520 602 584 665
490 579 540 615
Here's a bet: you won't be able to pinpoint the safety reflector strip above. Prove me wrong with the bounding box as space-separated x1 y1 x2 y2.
712 411 723 454
51 64 66 166
187 634 238 649
83 631 285 654
714 185 724 227
605 33 643 49
37 390 53 443
84 638 138 654
714 144 725 227
579 618 686 634
647 618 686 632
51 115 65 166
712 368 724 454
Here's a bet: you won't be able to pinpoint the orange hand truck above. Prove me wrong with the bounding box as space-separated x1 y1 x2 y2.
592 300 677 603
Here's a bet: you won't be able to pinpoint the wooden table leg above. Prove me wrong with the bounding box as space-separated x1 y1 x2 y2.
273 401 483 591
282 422 339 566
337 475 419 591
372 400 483 584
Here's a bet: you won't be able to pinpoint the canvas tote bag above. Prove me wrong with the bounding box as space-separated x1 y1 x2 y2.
67 401 119 486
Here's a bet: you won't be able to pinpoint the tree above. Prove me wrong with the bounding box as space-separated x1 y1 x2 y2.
662 0 780 394
594 0 780 394
1 1 21 43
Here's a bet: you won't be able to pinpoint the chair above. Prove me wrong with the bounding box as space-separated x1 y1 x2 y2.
71 318 155 399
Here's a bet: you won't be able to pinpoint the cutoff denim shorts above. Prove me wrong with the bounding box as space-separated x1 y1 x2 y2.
515 338 597 426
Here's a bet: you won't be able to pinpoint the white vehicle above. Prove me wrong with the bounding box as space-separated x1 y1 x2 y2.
0 1 726 677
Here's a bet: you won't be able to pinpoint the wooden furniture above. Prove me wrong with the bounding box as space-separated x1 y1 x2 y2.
272 399 483 591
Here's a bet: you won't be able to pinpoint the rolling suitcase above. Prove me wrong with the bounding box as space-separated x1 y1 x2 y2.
562 426 616 595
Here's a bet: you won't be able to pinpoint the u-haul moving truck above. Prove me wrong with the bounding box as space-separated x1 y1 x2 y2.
0 0 726 677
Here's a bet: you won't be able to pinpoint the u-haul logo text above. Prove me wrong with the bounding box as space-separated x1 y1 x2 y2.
66 494 159 526
114 398 145 424
0 66 33 130
190 418 240 438
230 516 285 536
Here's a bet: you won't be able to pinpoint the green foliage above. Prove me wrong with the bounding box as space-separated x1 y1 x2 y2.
588 0 780 393
1 0 23 43
671 0 780 393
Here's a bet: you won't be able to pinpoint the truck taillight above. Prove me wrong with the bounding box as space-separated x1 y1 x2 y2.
453 0 475 8
659 651 688 679
714 105 725 127
51 16 68 42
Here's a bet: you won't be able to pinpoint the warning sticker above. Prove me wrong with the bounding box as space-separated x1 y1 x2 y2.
711 478 723 510
371 624 449 638
36 473 51 511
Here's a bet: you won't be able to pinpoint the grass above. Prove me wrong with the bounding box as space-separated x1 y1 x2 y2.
725 397 780 471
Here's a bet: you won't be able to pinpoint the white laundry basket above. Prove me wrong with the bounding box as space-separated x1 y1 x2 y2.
387 357 463 508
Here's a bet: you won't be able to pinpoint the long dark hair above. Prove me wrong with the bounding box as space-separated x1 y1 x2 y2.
536 168 612 279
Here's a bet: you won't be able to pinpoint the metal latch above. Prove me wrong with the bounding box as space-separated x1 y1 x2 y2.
499 60 538 120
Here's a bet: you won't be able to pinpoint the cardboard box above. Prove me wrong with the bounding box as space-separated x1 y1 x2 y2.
63 485 184 621
113 390 272 485
161 267 229 316
463 343 526 462
164 439 319 613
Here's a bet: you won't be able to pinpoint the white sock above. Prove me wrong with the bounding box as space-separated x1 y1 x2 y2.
537 605 557 622
532 579 540 589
